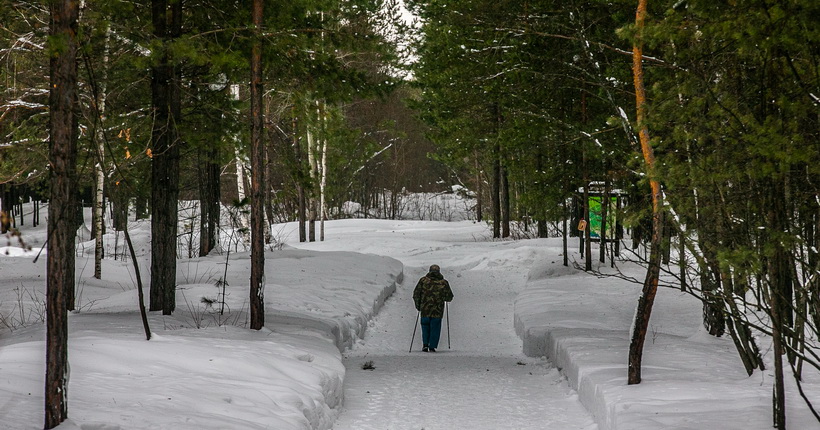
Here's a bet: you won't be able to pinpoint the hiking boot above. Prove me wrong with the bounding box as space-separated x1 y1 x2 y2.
422 346 429 352
429 348 436 352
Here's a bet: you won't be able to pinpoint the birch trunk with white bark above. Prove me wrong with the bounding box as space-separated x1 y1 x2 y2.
234 147 251 247
93 26 110 280
319 104 328 241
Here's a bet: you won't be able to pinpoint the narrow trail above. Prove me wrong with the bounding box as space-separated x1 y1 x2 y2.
302 222 597 430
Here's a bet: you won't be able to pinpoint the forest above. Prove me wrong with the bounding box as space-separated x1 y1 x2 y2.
0 0 818 429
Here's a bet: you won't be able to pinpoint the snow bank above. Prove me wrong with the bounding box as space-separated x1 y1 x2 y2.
515 256 819 430
0 241 403 430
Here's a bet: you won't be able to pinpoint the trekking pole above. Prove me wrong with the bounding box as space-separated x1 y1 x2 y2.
446 302 451 349
409 311 420 353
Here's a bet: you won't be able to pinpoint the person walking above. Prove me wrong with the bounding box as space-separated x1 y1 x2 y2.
413 264 454 352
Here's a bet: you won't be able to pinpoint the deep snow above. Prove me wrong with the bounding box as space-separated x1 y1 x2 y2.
1 203 818 430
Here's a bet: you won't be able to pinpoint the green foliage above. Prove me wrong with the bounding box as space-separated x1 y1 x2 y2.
0 0 404 212
409 0 636 224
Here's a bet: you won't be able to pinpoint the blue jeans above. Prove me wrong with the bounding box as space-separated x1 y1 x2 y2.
421 317 443 349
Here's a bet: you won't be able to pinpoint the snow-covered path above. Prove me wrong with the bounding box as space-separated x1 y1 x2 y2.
287 220 597 430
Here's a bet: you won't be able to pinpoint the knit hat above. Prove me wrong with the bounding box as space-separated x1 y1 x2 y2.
429 264 440 273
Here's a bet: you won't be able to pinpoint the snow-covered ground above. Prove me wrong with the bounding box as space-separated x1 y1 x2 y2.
292 220 596 430
1 203 819 429
515 249 820 430
1 210 402 429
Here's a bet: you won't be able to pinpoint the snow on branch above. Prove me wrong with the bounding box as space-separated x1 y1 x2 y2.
351 142 394 177
2 100 46 110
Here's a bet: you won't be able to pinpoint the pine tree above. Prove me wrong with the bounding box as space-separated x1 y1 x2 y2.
45 0 79 426
249 0 265 330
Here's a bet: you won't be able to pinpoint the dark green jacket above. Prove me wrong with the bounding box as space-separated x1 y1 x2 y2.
413 271 454 318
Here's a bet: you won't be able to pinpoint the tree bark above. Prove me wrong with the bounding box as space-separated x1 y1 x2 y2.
563 197 569 267
700 236 726 337
124 226 152 341
581 154 592 271
474 151 482 222
319 103 328 241
165 0 182 313
149 0 181 315
198 142 220 257
293 111 307 242
766 182 790 429
678 231 686 291
307 124 317 242
45 0 79 427
93 26 111 280
501 165 510 238
491 104 501 238
811 209 820 329
233 146 251 245
67 97 80 311
492 143 500 238
197 79 221 258
111 185 128 231
627 0 664 385
249 0 265 330
149 0 168 312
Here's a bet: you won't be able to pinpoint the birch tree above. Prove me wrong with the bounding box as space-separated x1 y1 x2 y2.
92 25 110 280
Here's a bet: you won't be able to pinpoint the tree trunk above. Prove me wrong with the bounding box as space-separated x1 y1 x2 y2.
563 197 569 267
307 124 317 242
810 209 820 329
319 103 328 241
198 142 220 257
93 162 104 279
0 185 10 234
198 85 221 258
492 144 500 238
661 216 673 265
501 165 510 238
474 151 482 222
123 225 152 341
264 142 275 233
771 301 786 430
580 88 591 270
93 26 111 280
583 181 592 271
490 102 501 238
150 0 180 315
135 196 147 220
766 181 790 429
615 196 622 258
66 98 80 312
233 147 251 244
628 0 664 385
679 231 686 291
293 112 307 242
166 0 182 313
148 0 168 314
249 0 265 330
45 0 79 427
700 239 726 336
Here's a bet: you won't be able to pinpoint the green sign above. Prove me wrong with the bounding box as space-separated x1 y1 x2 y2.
589 196 617 239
